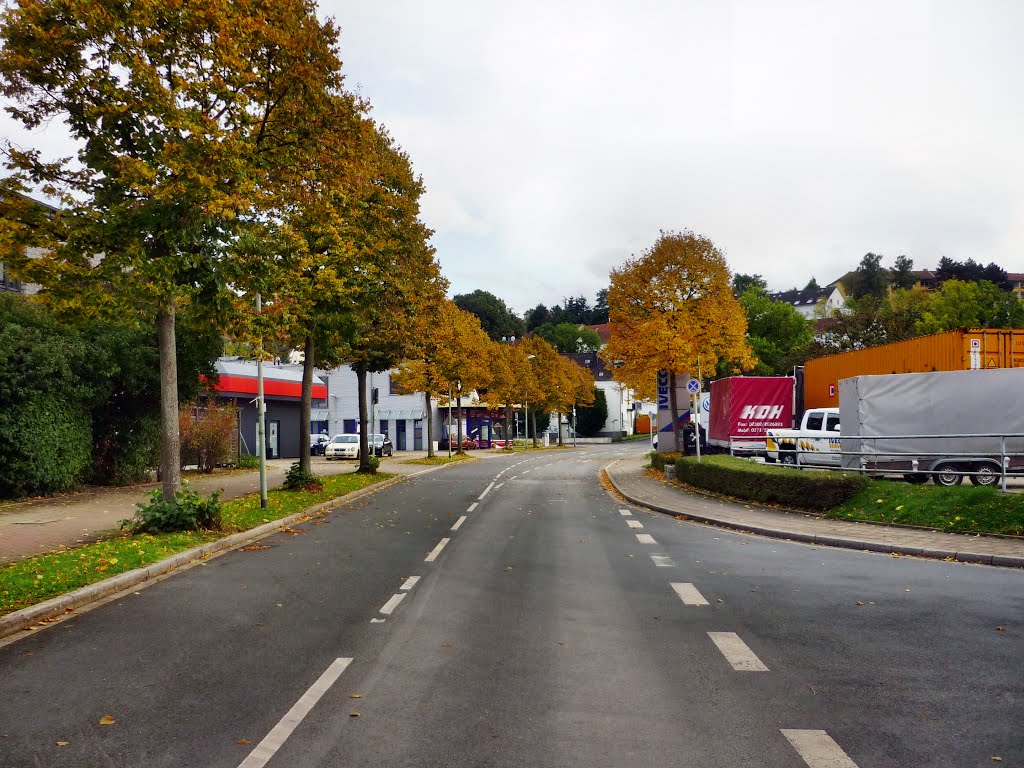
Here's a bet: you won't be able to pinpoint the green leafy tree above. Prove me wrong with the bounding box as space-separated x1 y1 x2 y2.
453 290 525 341
738 288 813 375
0 0 344 498
732 273 767 296
524 303 553 331
531 322 602 353
590 288 610 324
917 279 1024 334
574 388 607 437
891 255 916 290
804 277 820 291
845 253 888 300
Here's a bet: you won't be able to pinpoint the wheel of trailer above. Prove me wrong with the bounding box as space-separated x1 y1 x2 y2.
780 451 797 466
969 463 999 487
933 463 964 487
903 472 928 484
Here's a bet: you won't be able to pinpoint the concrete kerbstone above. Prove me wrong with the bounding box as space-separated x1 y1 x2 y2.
0 475 403 641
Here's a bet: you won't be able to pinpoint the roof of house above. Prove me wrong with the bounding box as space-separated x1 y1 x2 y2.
587 323 611 344
768 286 835 308
564 351 612 379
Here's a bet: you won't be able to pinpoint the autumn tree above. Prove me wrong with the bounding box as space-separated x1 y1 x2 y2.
393 301 492 456
0 0 344 498
483 343 535 449
601 230 754 452
329 128 446 472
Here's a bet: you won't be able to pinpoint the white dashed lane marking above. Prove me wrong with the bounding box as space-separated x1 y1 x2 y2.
707 632 769 671
451 515 467 531
626 520 643 529
467 502 478 513
400 576 420 591
635 533 657 544
237 657 352 768
650 555 675 567
781 730 859 768
671 583 709 606
379 593 406 615
479 482 495 500
619 509 632 516
425 538 450 562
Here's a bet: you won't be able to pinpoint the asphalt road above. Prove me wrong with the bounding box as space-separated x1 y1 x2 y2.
0 444 1021 767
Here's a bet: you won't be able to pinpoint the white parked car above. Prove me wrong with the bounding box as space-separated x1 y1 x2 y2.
324 434 360 460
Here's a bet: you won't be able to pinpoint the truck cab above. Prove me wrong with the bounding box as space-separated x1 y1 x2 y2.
765 408 841 467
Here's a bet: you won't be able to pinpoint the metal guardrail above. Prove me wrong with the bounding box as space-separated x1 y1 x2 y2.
726 432 1024 492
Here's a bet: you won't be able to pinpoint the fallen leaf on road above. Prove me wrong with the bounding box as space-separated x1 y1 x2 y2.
241 545 271 552
504 566 513 571
992 758 1003 762
441 640 454 648
98 716 115 726
56 741 69 747
349 694 362 698
855 601 865 606
236 739 251 745
716 598 724 603
996 626 1006 632
350 712 360 718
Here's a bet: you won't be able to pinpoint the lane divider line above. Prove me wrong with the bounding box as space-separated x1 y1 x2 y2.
237 657 353 768
619 509 632 516
425 538 450 562
467 502 478 513
370 618 385 624
510 475 519 480
671 583 709 606
451 516 467 531
400 576 420 591
479 482 495 500
627 520 644 529
379 593 406 615
781 730 859 768
707 632 769 671
635 533 657 544
651 555 675 567
495 483 504 490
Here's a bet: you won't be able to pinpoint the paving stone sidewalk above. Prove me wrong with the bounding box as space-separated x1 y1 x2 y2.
0 453 447 563
606 455 1024 568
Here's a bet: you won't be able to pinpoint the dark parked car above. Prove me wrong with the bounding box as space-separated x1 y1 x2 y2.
310 434 331 456
370 434 394 457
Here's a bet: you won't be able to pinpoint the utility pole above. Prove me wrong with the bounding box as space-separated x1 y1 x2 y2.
256 292 268 509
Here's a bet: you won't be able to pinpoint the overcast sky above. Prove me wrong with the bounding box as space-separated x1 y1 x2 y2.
323 0 1024 313
4 2 1022 316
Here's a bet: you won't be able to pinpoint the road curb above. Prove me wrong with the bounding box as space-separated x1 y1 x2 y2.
0 475 404 641
603 462 1024 569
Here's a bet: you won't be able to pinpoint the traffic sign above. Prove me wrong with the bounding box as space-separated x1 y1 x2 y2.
686 378 701 395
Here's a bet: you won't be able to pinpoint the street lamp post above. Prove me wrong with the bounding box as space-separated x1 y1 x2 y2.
447 389 452 459
526 354 537 449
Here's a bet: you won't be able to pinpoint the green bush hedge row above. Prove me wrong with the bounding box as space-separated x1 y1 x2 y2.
649 451 673 471
674 455 869 511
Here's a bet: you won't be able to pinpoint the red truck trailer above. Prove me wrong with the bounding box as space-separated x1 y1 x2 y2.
708 376 795 453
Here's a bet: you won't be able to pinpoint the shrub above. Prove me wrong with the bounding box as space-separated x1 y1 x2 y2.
283 462 322 491
674 455 868 511
235 453 260 469
0 397 93 498
575 388 608 437
180 402 238 472
359 454 381 474
649 452 679 471
121 486 222 533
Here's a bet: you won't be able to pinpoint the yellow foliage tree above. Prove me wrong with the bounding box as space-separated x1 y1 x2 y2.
393 301 493 456
601 230 754 451
485 342 540 448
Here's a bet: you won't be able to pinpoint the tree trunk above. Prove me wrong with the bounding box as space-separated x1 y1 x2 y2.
157 303 181 498
355 363 371 473
531 408 538 449
668 371 682 453
299 332 314 475
456 394 464 454
425 391 434 458
557 411 563 445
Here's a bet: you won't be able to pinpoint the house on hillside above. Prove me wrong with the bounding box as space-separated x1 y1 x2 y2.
769 286 846 319
563 352 637 437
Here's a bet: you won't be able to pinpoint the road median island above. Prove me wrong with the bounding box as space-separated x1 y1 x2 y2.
0 472 398 637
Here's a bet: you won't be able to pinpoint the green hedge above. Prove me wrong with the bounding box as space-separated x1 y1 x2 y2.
650 451 675 470
674 455 869 511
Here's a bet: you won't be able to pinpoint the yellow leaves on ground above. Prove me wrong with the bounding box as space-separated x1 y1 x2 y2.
98 715 115 725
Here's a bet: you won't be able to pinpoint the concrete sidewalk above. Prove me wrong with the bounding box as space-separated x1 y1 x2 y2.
0 452 446 563
606 455 1024 568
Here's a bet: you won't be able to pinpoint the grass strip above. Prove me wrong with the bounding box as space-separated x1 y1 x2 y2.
401 455 475 466
0 471 392 616
828 481 1024 536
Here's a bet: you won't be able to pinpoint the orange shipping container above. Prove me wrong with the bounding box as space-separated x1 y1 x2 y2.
804 329 1024 409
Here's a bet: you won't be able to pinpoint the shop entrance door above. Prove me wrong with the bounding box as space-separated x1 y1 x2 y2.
267 420 280 459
